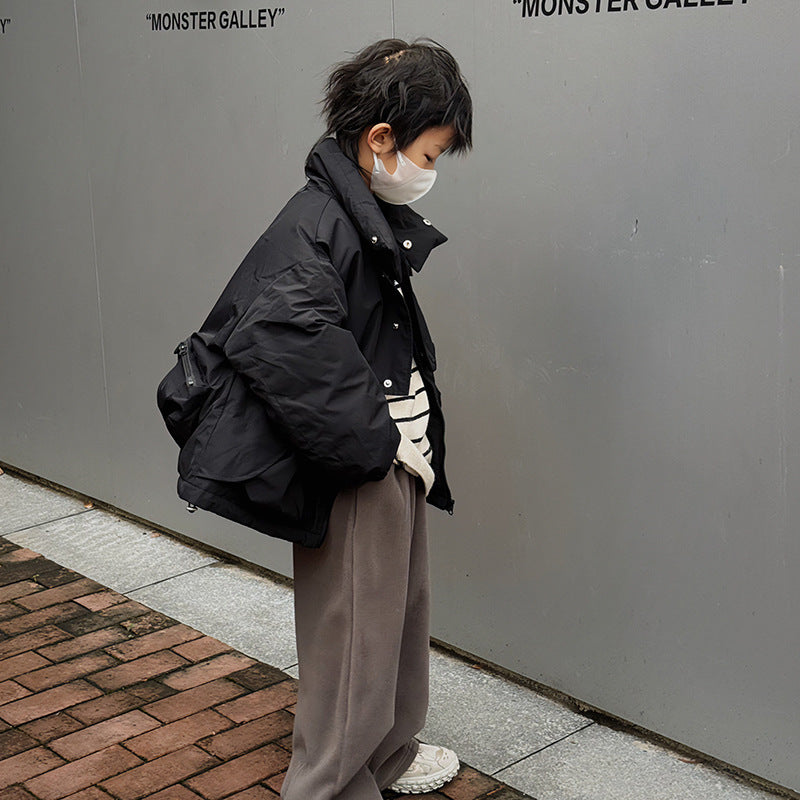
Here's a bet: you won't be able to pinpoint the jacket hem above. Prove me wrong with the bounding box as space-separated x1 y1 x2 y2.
177 475 329 548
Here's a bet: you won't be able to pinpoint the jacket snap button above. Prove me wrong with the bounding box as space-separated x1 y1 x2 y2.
403 240 413 249
383 379 393 389
371 235 379 244
423 218 432 226
393 322 400 330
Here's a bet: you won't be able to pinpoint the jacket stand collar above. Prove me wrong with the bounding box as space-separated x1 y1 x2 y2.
305 138 447 278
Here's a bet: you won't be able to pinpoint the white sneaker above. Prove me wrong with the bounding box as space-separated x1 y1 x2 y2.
388 742 460 794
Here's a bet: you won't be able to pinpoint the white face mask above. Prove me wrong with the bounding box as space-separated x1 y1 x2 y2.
370 151 437 205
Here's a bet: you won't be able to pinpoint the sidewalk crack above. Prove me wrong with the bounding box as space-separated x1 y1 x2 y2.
3 507 97 536
491 721 595 776
124 561 222 594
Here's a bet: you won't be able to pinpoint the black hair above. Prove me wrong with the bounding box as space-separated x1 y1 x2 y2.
321 38 473 168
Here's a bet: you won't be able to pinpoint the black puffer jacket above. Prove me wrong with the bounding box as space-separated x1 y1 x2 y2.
172 137 454 547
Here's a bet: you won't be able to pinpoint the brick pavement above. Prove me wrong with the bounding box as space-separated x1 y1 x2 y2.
0 536 530 800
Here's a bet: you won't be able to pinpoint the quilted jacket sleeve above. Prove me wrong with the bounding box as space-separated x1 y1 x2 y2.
223 256 401 486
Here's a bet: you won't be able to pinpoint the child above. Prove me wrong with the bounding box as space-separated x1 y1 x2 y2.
183 37 472 799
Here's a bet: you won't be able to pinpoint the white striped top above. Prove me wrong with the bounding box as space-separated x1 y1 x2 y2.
386 359 433 465
386 278 433 469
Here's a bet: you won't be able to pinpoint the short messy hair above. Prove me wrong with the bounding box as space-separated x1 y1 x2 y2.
321 38 473 166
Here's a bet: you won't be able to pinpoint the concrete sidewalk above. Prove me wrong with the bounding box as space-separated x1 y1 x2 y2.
0 469 790 800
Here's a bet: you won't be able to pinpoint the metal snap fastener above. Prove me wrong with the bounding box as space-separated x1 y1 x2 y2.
371 235 379 244
403 240 412 249
393 322 400 330
423 218 432 226
383 379 393 389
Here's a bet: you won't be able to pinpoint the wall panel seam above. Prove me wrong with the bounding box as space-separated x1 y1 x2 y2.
73 0 111 431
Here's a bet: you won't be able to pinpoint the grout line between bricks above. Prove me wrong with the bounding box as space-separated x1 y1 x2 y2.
490 721 596 777
123 561 224 595
2 507 97 537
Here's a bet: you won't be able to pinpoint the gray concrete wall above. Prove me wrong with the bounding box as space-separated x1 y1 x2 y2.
2 1 798 791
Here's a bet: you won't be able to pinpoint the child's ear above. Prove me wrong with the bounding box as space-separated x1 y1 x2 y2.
366 123 395 156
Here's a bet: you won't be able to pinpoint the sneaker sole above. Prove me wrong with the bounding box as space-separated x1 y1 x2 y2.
388 758 460 794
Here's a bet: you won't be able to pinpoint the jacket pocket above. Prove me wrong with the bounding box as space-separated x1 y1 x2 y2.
157 334 218 448
182 371 298 484
242 453 305 521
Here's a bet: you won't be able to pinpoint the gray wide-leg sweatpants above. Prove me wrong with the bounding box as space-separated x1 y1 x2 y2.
280 465 430 800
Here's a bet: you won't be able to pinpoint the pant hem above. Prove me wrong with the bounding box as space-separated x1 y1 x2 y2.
378 738 420 791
